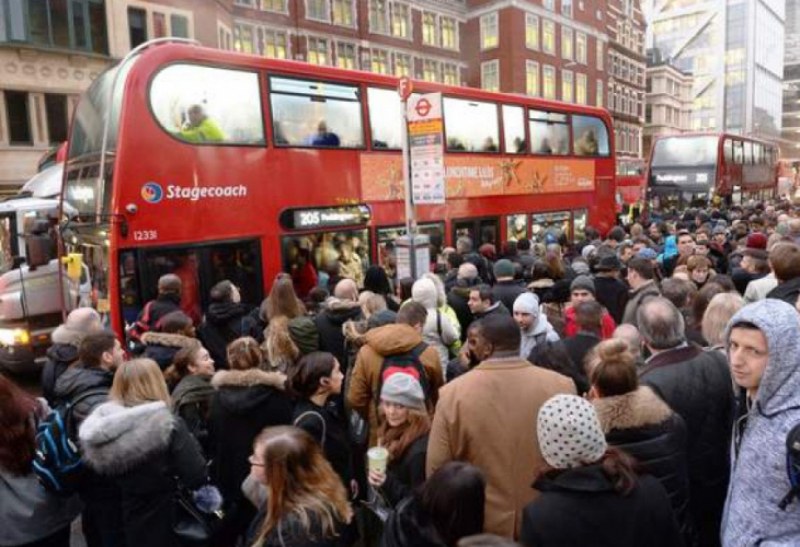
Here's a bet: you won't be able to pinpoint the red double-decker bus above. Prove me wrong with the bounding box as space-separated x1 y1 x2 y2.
61 41 616 334
646 133 779 210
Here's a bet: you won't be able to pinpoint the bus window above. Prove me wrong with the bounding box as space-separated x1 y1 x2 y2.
733 141 743 164
453 218 499 248
754 143 764 164
724 139 733 163
507 214 528 241
269 77 364 148
531 211 570 243
529 109 569 155
368 87 402 149
743 141 753 165
571 115 610 156
282 230 370 295
444 98 500 152
573 209 588 242
502 105 526 154
149 64 264 145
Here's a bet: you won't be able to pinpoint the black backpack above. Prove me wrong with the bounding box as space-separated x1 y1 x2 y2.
780 423 800 510
376 342 430 414
33 389 106 496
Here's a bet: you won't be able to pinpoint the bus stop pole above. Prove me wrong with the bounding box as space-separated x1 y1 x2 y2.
400 94 419 279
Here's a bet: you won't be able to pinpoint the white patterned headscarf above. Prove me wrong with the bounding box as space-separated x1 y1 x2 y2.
537 394 608 469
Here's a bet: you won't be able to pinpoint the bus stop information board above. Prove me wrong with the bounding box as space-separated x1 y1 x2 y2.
407 93 445 205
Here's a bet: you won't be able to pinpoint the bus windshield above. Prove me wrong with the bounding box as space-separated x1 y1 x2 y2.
651 136 718 168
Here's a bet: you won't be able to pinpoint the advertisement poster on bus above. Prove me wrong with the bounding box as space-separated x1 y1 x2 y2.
360 155 595 201
406 93 445 204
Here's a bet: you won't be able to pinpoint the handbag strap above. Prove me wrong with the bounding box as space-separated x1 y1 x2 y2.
294 410 326 447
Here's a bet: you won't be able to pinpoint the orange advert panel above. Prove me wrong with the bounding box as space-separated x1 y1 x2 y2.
360 154 595 201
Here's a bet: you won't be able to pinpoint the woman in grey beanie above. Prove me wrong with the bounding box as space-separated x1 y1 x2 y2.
367 372 430 507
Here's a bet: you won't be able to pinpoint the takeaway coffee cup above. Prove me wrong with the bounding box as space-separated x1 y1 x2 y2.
367 446 389 474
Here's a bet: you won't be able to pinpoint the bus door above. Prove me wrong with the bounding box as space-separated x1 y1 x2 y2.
118 239 263 327
452 217 499 249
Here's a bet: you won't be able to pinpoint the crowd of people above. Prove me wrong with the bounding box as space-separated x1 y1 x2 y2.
5 199 800 547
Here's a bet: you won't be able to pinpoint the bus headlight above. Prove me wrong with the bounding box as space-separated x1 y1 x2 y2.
0 328 31 347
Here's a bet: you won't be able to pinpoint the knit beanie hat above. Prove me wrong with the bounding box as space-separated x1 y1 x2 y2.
571 260 591 276
287 316 320 356
513 292 540 315
380 373 426 412
570 275 596 296
493 259 515 279
581 245 597 260
637 248 657 260
537 394 608 469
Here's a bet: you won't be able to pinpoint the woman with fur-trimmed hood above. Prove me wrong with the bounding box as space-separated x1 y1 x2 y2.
140 310 197 370
78 358 213 547
587 339 691 539
208 336 294 544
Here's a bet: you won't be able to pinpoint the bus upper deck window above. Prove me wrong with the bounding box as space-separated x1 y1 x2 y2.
529 109 569 155
443 98 499 153
571 115 610 156
502 105 526 154
269 77 364 148
149 64 265 145
368 88 402 149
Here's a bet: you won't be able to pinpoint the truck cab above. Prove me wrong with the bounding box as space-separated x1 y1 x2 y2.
0 196 85 375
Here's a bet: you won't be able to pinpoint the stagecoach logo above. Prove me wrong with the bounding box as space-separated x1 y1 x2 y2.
141 182 164 204
140 181 248 203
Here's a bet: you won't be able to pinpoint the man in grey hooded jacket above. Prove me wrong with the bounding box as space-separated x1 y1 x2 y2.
513 292 559 358
722 299 800 546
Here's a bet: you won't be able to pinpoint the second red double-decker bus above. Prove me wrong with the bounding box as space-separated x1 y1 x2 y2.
61 41 617 334
646 133 779 210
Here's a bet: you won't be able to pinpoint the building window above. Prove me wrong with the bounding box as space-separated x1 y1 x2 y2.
307 37 328 64
128 7 147 49
423 59 439 82
264 29 288 58
391 3 410 38
370 0 389 33
218 25 232 50
597 41 603 70
152 13 166 38
562 69 573 102
542 20 555 54
576 73 587 104
234 0 255 5
543 64 556 99
5 91 31 145
234 23 255 53
170 15 189 38
543 0 554 10
394 53 411 76
481 60 499 92
371 49 389 73
44 93 68 144
24 0 107 54
562 0 572 17
422 12 437 46
443 63 459 85
596 79 603 107
562 27 573 60
262 0 288 12
336 42 356 68
332 0 354 26
481 12 498 50
441 17 457 49
526 13 539 49
526 60 539 96
306 0 330 22
576 32 587 63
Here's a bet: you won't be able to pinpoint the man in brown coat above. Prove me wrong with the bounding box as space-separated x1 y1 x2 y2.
347 301 443 447
427 314 575 539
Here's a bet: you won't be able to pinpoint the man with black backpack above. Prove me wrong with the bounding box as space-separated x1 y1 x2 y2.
52 330 125 547
347 301 443 447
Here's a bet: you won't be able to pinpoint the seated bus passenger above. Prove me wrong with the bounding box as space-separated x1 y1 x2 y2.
310 121 340 147
535 137 554 155
483 137 499 152
178 104 225 143
575 129 599 156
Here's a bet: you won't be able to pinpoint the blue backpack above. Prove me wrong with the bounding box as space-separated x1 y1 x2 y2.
33 389 106 496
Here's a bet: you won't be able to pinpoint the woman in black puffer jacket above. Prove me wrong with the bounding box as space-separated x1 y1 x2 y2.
587 339 691 541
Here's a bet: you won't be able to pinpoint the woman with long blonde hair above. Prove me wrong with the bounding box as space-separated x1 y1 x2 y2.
368 373 431 506
79 359 214 546
246 426 353 547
